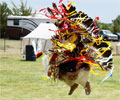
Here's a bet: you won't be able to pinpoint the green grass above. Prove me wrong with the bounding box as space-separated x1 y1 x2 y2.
0 53 120 100
0 39 120 100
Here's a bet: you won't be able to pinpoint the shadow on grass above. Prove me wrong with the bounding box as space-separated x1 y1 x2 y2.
20 59 37 62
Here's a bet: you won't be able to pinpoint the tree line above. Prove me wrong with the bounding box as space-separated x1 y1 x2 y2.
96 16 120 33
0 0 120 38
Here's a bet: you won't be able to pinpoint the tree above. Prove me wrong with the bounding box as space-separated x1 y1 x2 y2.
0 2 12 38
101 24 110 30
95 20 111 30
112 15 120 33
11 0 32 16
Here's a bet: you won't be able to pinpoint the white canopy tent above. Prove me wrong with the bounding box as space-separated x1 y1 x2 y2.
22 23 57 54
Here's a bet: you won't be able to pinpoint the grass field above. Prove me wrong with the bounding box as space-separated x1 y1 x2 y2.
0 39 120 100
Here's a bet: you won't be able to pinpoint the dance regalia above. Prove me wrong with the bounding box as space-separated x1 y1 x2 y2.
40 1 113 95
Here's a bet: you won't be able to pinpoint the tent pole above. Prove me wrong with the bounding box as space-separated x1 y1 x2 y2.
36 38 39 52
29 38 30 45
20 38 22 54
43 40 47 52
20 22 23 54
4 32 6 52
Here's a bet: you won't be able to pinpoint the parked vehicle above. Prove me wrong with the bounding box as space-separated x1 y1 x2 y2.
98 30 118 41
7 13 52 39
114 33 120 40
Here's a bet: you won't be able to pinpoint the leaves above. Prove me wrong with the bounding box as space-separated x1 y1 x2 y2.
0 2 12 38
112 15 120 33
11 0 32 16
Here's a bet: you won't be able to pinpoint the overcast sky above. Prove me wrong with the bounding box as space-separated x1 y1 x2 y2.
1 0 120 23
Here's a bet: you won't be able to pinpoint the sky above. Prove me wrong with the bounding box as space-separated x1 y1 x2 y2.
1 0 120 23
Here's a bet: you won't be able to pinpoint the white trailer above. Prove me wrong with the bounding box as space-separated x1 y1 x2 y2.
7 13 52 39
